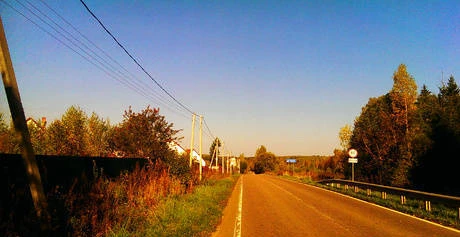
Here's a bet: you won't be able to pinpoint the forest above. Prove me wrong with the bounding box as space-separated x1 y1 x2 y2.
341 64 459 195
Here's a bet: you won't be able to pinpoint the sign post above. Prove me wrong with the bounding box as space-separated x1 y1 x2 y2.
286 159 297 176
348 149 358 181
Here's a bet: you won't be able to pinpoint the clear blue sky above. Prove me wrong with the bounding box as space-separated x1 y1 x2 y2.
1 1 458 156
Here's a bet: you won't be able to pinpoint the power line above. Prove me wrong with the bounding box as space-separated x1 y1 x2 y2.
31 0 189 117
79 0 194 115
203 118 216 139
36 0 189 117
2 0 191 120
2 1 223 152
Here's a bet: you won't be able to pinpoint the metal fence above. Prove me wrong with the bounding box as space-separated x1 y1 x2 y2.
318 179 460 219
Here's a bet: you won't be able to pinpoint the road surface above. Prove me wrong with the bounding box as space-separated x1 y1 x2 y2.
213 174 460 237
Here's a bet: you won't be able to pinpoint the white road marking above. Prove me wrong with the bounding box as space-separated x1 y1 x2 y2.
233 176 243 237
282 177 460 234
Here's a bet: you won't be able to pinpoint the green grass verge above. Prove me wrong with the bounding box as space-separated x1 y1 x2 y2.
279 175 460 230
108 175 239 237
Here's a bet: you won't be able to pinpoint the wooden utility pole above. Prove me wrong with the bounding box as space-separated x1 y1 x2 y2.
216 137 219 171
189 114 196 167
199 115 203 181
0 17 49 226
221 141 225 174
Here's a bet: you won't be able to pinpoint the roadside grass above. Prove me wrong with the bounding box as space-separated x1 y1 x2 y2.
279 175 460 230
108 174 239 237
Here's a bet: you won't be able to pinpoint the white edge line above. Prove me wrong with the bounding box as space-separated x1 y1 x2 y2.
233 176 243 237
279 177 460 234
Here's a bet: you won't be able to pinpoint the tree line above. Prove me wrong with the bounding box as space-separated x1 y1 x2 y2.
0 106 192 176
240 64 459 196
240 145 330 179
341 64 459 195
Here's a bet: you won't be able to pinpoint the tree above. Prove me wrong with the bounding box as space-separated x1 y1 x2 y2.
389 64 418 187
0 112 8 152
255 145 267 158
86 113 111 157
238 153 248 173
411 85 438 166
209 137 221 160
414 76 460 194
47 106 88 156
390 64 418 134
438 75 460 132
339 124 353 151
350 95 397 184
46 120 67 155
253 145 277 174
27 117 47 155
109 106 180 160
0 112 16 153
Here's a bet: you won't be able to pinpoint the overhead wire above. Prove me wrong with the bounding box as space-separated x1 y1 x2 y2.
203 118 216 140
2 0 226 154
79 0 195 115
78 0 225 152
30 0 190 119
3 0 191 119
39 0 189 118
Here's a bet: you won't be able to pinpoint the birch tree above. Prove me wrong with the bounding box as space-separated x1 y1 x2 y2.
390 64 418 186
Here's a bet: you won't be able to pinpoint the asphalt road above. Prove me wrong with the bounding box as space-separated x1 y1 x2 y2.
213 174 460 237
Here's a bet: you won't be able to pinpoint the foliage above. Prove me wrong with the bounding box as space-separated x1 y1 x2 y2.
389 64 418 187
86 113 111 157
321 149 346 179
109 106 180 160
238 153 248 174
27 118 47 155
350 94 398 185
349 65 419 186
411 76 460 195
1 105 185 165
346 64 460 195
46 106 88 156
164 152 191 184
252 145 277 174
66 163 188 237
338 124 352 150
240 160 248 174
0 112 18 153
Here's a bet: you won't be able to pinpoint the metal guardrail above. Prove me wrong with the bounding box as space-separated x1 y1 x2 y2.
318 179 460 219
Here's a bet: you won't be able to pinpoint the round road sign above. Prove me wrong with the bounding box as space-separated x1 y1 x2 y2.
348 149 358 158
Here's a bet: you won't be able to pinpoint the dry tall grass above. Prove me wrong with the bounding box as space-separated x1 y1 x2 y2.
64 162 190 237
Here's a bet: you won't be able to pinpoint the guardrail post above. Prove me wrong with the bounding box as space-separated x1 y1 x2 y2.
318 179 460 218
400 195 406 205
425 201 431 212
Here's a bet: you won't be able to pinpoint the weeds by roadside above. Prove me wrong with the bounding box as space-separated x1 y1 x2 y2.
108 174 238 237
65 162 189 237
